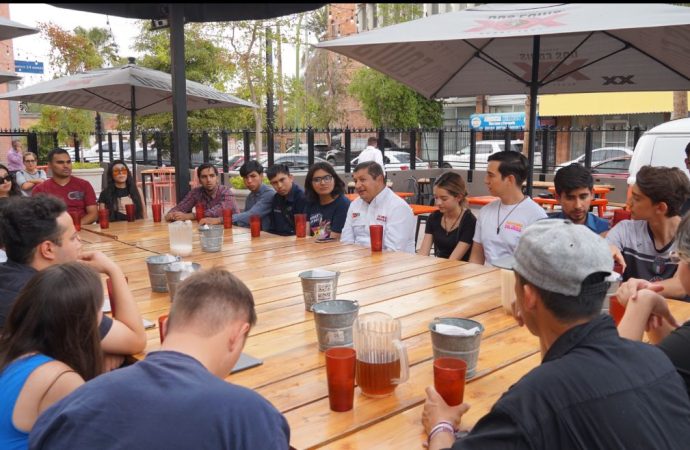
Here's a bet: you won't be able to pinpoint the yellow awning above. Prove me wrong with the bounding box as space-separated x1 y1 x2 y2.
539 92 689 116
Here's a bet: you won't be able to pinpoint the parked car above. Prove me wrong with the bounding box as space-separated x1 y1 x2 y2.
81 141 142 163
627 118 690 185
442 140 529 169
350 150 429 171
325 138 402 165
258 154 329 173
590 155 632 179
286 143 336 160
556 147 633 170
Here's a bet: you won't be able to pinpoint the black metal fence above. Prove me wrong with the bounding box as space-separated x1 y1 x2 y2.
4 125 652 175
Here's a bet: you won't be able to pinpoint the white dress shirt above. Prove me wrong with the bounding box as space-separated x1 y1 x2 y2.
357 146 386 174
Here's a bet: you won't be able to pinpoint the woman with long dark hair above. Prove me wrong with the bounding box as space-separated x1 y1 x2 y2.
419 172 476 261
0 263 103 448
98 160 146 221
0 164 22 199
304 162 350 240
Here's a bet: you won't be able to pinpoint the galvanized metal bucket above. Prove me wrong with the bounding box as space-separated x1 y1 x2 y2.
164 261 202 299
312 300 359 351
429 317 484 379
298 269 340 311
199 224 224 252
146 254 180 293
601 272 623 315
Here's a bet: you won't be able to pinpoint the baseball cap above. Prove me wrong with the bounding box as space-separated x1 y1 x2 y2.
493 219 612 296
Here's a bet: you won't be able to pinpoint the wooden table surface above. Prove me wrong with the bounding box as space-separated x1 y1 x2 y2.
80 219 690 449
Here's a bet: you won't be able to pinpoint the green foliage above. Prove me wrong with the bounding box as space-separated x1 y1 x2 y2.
376 4 423 27
39 22 118 75
348 68 442 128
30 105 93 147
72 162 102 169
229 175 269 189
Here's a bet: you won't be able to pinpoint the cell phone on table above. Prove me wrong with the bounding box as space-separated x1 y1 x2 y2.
315 237 336 243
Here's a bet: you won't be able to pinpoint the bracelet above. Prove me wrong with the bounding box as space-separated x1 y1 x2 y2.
427 421 457 447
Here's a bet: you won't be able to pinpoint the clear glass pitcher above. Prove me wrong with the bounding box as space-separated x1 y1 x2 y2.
353 312 409 397
168 220 193 257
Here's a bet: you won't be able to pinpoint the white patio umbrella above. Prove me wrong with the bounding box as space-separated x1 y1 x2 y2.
0 70 21 84
0 59 256 171
0 15 38 41
316 3 690 194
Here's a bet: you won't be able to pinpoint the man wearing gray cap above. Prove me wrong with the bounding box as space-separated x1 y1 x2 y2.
422 219 690 450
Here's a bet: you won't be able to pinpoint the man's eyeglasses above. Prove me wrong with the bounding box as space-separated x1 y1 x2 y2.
0 175 12 184
312 175 334 184
23 159 36 163
112 168 128 175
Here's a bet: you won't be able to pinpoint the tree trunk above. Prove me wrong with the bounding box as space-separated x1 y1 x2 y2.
672 91 688 120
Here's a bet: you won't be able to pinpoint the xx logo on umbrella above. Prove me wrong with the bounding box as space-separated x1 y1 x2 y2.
466 12 566 33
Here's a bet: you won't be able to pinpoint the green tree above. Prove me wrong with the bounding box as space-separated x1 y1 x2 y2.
349 68 442 128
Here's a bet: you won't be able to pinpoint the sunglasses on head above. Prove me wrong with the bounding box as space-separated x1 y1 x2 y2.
0 175 12 184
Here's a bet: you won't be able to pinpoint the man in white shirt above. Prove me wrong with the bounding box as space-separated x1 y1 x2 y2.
341 161 415 253
469 151 546 266
357 137 385 175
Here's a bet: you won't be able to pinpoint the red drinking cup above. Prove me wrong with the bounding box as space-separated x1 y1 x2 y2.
434 357 467 406
250 215 261 238
158 314 169 343
325 347 356 412
609 295 626 326
195 203 205 222
295 213 307 238
369 225 384 252
98 208 110 229
125 203 136 222
223 208 233 229
152 203 162 223
69 211 81 231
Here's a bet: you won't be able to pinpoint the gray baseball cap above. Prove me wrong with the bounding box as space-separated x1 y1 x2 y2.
493 219 613 296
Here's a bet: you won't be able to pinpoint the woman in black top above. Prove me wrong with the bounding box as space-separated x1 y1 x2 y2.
419 172 476 261
98 160 146 221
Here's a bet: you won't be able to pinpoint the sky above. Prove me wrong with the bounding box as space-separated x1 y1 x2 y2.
8 3 303 88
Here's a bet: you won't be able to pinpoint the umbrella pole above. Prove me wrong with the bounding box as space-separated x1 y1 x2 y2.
525 36 540 198
169 5 191 202
130 86 137 181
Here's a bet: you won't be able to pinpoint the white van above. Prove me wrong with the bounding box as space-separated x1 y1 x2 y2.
627 118 690 185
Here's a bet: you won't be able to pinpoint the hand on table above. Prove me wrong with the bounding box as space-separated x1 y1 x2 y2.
166 211 194 222
634 289 681 331
616 278 664 306
422 386 469 434
609 244 627 273
199 217 222 226
102 353 125 372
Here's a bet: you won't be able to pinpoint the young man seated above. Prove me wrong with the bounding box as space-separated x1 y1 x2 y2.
549 163 609 236
165 163 238 225
266 163 306 236
29 268 291 449
607 165 690 283
422 219 690 449
232 160 275 230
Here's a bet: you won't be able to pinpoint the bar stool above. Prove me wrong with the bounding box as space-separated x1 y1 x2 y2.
152 169 176 208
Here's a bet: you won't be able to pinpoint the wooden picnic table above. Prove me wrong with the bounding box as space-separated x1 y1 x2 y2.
79 219 690 449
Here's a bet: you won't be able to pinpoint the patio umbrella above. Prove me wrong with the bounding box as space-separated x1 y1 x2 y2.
0 70 21 84
51 3 324 200
0 15 38 41
0 59 257 173
316 3 690 195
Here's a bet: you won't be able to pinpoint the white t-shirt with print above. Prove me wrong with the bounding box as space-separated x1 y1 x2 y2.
473 197 547 266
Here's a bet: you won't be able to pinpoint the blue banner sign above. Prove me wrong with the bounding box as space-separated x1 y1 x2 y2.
469 112 536 130
14 60 44 74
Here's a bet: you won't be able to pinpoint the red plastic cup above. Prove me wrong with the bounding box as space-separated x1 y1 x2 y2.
609 295 626 326
125 203 136 222
369 225 384 252
152 203 162 223
434 357 467 406
106 276 128 318
195 203 205 222
295 213 307 238
158 314 169 343
69 211 81 231
250 215 261 238
98 208 110 229
325 347 356 412
223 208 233 229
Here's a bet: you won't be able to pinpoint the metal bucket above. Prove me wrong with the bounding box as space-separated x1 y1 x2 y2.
164 262 202 300
312 300 359 351
429 317 484 379
199 225 224 252
601 272 623 315
298 269 340 311
146 254 180 293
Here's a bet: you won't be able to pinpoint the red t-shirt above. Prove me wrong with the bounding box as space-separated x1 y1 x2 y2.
32 177 97 215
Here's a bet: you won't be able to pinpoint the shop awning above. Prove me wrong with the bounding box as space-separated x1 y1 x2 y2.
539 92 689 116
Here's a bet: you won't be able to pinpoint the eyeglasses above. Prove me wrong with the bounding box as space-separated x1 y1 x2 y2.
0 175 12 184
112 168 128 175
312 175 334 184
23 159 36 163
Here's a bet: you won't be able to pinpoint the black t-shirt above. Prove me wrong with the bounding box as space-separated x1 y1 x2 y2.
658 320 690 397
425 210 476 260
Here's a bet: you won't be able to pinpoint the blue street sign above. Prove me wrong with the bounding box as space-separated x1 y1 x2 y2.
469 112 538 130
14 60 44 74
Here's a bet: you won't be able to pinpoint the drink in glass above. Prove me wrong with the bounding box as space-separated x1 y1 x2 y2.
99 208 110 229
434 357 467 406
325 347 356 412
223 208 233 229
195 203 205 222
250 215 261 238
125 203 136 222
295 213 307 238
152 203 162 223
369 225 383 252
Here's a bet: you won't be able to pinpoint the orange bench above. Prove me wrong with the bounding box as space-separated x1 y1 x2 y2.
533 197 608 217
